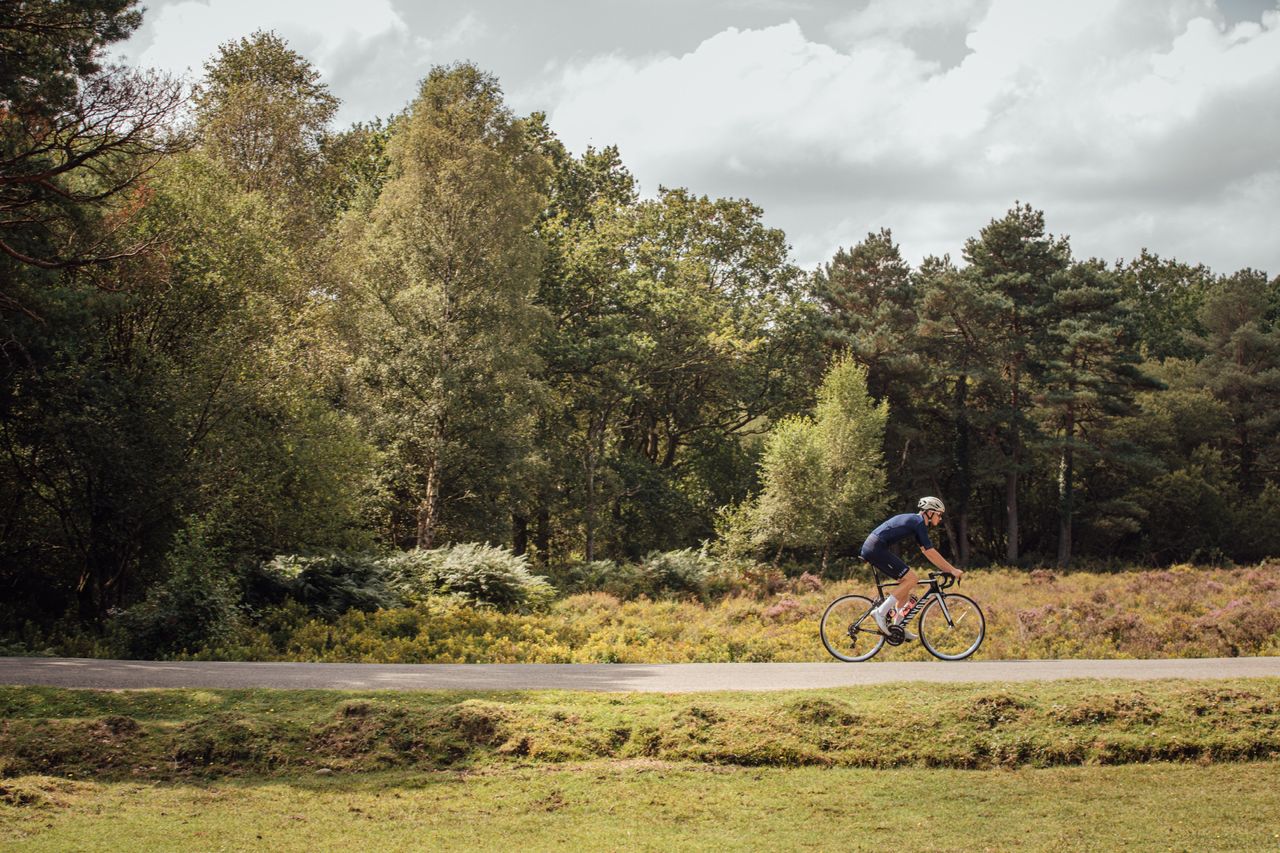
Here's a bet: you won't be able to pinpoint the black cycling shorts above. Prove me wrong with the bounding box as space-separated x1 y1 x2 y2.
860 535 911 580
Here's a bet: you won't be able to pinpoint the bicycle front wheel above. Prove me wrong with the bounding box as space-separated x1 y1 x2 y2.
820 594 886 662
918 593 985 661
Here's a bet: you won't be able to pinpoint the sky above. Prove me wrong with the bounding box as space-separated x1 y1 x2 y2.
113 0 1280 276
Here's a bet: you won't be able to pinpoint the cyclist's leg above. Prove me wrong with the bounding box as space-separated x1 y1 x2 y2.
893 568 918 620
863 546 913 625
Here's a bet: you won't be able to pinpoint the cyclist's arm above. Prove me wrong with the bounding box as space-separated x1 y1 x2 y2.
919 546 964 577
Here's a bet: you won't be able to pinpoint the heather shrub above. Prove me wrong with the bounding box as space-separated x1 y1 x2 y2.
104 561 1280 663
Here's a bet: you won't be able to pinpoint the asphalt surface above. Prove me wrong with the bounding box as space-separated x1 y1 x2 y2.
3 656 1279 693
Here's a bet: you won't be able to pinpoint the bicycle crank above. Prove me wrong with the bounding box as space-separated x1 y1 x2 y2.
885 624 906 645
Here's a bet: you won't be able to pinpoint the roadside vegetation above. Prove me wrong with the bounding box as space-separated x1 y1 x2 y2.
7 562 1278 663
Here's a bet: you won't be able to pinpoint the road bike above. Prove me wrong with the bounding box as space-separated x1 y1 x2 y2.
819 567 985 662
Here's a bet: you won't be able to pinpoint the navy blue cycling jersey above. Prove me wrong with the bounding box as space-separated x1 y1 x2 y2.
866 513 934 551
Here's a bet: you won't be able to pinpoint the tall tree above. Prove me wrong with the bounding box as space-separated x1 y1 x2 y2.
345 63 548 549
915 254 1006 566
812 229 925 490
960 204 1070 562
1038 260 1156 567
1115 250 1214 361
531 139 639 562
1191 269 1280 495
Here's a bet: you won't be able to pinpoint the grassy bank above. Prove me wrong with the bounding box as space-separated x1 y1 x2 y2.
4 762 1280 851
2 679 1279 779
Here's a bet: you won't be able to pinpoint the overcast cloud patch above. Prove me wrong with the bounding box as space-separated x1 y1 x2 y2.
115 0 1280 275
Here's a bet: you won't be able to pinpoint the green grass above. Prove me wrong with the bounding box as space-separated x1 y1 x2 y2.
2 679 1279 778
3 762 1279 851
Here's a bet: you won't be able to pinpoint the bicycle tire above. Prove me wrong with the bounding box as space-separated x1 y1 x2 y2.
918 593 985 661
819 594 886 662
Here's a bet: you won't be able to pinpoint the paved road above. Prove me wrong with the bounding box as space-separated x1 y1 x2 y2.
3 656 1279 693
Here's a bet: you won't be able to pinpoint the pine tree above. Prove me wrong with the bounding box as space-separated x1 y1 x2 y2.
1039 261 1157 567
812 229 926 489
960 204 1070 563
1192 269 1280 495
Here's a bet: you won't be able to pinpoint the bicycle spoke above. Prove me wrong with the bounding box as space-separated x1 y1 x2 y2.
918 593 985 661
819 594 885 662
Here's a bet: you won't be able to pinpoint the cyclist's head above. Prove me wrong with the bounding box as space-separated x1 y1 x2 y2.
918 496 946 523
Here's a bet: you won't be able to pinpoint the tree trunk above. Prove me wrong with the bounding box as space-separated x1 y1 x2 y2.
512 513 528 556
584 449 597 563
951 375 972 567
1005 465 1019 564
416 449 440 550
1237 423 1255 496
1056 408 1076 568
1006 371 1021 564
535 506 550 566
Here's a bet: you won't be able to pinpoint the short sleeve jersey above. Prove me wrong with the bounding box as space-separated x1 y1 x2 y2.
869 513 934 551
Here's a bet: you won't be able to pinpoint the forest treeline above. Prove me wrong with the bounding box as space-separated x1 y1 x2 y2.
2 4 1279 639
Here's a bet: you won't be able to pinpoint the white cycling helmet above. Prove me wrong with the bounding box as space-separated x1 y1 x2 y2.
918 496 946 514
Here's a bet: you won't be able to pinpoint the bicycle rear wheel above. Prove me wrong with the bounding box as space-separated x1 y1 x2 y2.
819 594 886 662
918 593 985 660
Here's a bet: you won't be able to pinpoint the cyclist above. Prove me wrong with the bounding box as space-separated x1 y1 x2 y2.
862 497 964 635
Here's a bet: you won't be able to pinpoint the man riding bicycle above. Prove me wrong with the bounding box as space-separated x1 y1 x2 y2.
862 497 964 635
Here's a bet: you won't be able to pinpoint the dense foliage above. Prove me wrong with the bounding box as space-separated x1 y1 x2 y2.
1 12 1278 647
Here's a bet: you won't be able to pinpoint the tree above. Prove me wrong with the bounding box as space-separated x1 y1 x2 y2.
0 149 373 623
1115 250 1214 361
812 229 926 491
193 30 339 232
1038 261 1157 567
0 0 183 287
526 129 640 563
748 356 888 570
1191 269 1280 495
345 63 548 549
959 204 1070 562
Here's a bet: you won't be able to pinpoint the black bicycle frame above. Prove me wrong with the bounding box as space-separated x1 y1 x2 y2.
871 567 956 627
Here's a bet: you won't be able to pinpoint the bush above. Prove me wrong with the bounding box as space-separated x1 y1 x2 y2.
639 548 714 598
547 550 732 602
112 525 242 658
260 553 400 618
544 560 622 596
383 544 554 611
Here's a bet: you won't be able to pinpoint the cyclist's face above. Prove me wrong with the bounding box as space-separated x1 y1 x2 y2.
925 510 943 526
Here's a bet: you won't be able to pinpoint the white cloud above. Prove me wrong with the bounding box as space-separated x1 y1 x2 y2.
545 1 1280 274
116 0 437 124
830 0 989 42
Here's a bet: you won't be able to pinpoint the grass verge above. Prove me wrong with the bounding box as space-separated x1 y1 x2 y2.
2 762 1279 851
2 678 1279 778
